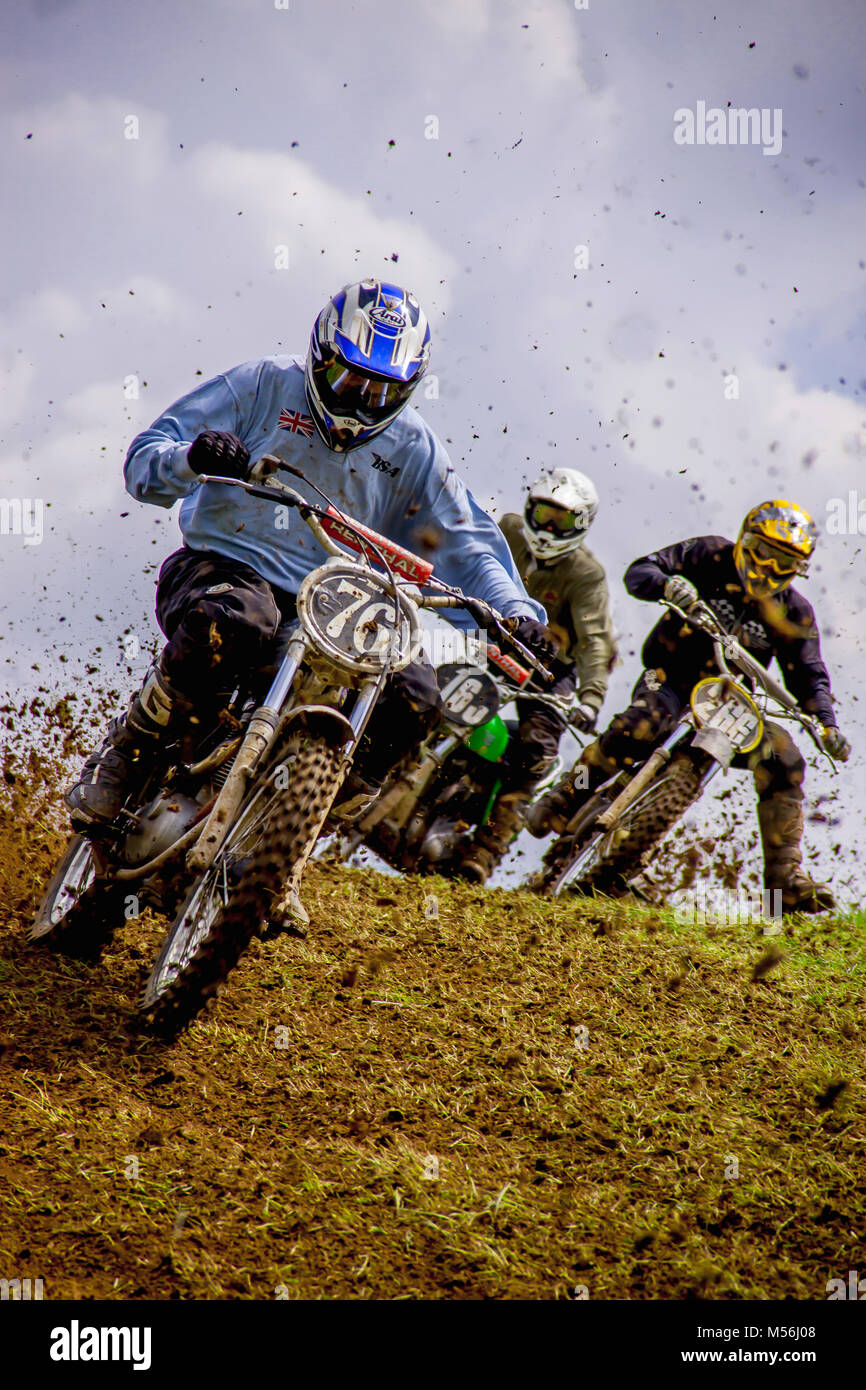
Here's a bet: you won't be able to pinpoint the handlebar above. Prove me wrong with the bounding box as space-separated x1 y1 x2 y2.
196 456 555 684
664 599 833 763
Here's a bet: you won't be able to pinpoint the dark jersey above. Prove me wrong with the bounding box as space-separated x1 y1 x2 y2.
624 535 836 728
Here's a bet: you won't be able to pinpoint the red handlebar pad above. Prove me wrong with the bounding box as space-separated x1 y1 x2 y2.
487 642 531 687
321 506 435 585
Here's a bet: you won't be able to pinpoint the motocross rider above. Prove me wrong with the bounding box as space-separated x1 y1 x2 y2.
457 468 615 884
527 501 851 913
65 279 553 840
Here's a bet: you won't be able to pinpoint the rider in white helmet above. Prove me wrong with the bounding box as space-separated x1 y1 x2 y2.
457 467 616 883
523 468 600 562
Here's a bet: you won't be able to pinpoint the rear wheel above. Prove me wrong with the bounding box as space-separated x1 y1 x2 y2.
141 735 345 1038
546 754 702 898
30 836 128 960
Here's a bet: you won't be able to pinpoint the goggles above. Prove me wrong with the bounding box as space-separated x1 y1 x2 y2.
314 354 415 424
740 531 810 577
527 500 581 537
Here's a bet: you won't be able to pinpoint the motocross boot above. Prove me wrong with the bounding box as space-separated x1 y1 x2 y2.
757 792 836 914
525 740 613 838
65 662 194 828
456 791 528 885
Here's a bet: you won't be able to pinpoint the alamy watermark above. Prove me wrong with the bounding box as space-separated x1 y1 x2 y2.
1 1276 44 1300
675 886 782 928
826 491 866 535
50 1322 152 1370
0 497 43 545
826 1270 866 1300
674 102 783 157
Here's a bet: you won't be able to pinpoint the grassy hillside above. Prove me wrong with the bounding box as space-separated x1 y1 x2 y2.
0 751 862 1301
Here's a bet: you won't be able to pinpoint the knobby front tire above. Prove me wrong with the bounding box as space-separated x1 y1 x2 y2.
140 736 346 1038
546 754 702 898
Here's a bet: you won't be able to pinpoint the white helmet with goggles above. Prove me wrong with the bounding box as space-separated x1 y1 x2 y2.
522 468 599 561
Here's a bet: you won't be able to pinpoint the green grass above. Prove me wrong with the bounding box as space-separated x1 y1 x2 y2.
1 799 863 1300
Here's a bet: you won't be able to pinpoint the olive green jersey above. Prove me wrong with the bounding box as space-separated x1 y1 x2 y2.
499 513 616 715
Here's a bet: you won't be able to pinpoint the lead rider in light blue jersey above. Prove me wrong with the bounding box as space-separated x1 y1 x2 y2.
125 351 542 630
66 278 551 831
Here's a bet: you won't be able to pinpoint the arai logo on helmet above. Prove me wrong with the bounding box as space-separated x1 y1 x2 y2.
369 304 407 329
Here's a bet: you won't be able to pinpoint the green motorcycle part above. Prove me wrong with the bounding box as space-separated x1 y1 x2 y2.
478 778 504 830
466 713 509 764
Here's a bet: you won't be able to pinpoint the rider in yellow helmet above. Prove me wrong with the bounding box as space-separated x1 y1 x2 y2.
529 500 850 914
733 500 818 600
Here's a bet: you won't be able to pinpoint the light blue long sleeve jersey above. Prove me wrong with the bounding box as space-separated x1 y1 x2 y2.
124 354 544 633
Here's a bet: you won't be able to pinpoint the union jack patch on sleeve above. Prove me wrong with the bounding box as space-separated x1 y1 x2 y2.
278 408 315 437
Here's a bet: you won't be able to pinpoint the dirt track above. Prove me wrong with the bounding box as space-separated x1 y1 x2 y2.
1 733 863 1300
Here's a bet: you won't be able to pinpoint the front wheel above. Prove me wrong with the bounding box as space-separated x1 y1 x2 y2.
140 735 346 1038
545 754 703 898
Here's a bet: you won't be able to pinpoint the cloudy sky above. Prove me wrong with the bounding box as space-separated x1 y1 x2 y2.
2 0 865 898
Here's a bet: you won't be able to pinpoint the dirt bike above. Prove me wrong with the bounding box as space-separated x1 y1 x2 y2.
337 651 581 876
31 455 550 1036
536 599 836 898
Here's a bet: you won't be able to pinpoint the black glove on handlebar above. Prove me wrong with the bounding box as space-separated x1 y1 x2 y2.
509 616 559 664
188 430 251 480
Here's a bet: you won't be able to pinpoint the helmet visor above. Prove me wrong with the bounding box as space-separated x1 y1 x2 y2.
313 354 416 426
526 500 582 538
741 532 809 577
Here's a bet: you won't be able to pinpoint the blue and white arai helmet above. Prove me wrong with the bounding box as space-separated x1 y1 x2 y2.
305 279 432 452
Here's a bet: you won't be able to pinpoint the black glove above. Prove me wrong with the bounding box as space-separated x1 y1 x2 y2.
509 615 558 664
187 430 251 480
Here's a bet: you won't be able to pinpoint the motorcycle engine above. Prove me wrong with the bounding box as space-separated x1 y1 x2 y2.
120 792 202 868
419 815 466 866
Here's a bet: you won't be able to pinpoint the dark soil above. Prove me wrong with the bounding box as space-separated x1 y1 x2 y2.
0 730 863 1300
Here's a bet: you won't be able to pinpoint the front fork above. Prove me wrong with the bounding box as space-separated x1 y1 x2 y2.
333 671 386 780
594 719 719 833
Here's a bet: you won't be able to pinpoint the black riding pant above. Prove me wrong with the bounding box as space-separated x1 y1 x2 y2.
154 546 442 779
504 659 576 794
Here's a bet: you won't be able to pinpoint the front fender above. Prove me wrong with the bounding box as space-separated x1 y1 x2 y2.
281 703 355 748
692 725 736 767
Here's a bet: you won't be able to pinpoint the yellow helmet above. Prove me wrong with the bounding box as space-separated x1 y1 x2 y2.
733 500 818 599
